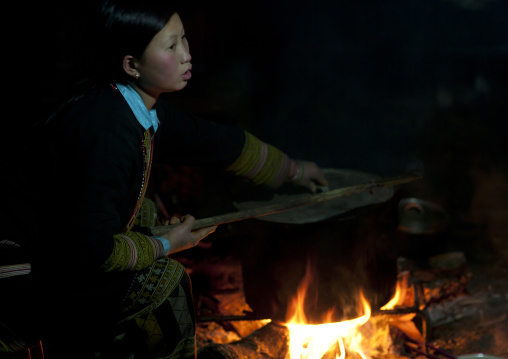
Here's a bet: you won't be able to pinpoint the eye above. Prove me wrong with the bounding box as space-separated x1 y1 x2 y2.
168 43 176 50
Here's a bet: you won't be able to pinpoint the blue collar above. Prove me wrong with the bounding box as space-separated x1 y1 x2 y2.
116 84 159 132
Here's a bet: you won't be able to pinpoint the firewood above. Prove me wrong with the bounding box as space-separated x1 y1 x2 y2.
197 322 290 359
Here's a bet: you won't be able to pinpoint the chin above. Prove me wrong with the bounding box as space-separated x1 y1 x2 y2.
165 82 188 93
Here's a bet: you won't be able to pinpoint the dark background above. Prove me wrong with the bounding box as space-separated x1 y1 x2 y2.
7 0 508 320
15 0 508 174
17 0 507 230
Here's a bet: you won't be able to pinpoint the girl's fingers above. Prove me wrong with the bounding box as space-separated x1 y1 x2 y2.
169 216 181 225
194 225 217 238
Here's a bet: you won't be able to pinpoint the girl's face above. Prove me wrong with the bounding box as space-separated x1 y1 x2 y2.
136 13 192 94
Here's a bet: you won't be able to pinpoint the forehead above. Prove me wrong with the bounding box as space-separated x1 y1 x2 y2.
154 13 184 42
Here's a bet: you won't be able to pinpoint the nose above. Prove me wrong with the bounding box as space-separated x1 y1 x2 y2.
181 44 191 64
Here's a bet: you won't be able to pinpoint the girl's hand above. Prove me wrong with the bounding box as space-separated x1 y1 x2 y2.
162 214 217 254
290 160 329 193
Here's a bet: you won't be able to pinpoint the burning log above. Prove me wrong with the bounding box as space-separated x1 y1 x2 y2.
197 321 289 359
393 253 471 311
197 253 472 359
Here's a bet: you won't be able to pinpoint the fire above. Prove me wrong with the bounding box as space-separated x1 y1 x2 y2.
285 295 371 359
380 279 405 310
380 269 412 311
284 263 405 359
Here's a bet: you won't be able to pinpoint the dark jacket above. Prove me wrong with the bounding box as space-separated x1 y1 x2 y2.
4 85 245 277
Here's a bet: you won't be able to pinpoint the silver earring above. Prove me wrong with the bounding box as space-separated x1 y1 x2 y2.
135 73 139 79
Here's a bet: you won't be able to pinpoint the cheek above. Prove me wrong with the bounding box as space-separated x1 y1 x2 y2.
141 51 185 92
151 53 179 78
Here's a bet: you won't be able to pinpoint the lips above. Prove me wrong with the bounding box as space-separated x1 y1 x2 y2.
182 65 192 81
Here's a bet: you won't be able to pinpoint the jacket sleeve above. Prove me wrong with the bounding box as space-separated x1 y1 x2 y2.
102 232 165 271
153 99 246 166
225 131 296 189
154 99 297 188
102 198 168 272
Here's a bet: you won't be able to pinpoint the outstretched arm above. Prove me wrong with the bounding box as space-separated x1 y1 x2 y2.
226 132 328 192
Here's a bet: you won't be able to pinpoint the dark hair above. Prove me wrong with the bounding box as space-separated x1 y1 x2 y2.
43 0 178 125
93 0 178 85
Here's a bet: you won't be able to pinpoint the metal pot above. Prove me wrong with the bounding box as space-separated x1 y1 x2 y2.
397 198 449 235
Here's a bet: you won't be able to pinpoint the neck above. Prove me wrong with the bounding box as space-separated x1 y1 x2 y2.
131 83 159 110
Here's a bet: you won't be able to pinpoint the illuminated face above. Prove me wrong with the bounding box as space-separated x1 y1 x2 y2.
136 13 192 94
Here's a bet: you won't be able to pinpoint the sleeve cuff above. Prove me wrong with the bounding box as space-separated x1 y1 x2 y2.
154 236 171 255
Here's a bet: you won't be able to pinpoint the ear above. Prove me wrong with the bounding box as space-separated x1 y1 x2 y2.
122 55 140 80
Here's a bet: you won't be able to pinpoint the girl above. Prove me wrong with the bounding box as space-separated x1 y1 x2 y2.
0 0 328 357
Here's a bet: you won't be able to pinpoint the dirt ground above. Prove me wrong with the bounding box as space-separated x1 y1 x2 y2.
428 261 508 358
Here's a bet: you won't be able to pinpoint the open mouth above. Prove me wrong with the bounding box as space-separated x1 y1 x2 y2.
182 66 192 81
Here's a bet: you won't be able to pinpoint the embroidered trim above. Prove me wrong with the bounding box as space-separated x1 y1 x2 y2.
0 264 31 279
226 131 291 188
119 258 185 323
0 240 20 247
125 130 154 232
0 241 31 279
104 231 162 272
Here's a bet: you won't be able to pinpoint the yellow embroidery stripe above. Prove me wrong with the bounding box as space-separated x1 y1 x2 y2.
226 132 263 177
226 132 290 188
103 232 161 272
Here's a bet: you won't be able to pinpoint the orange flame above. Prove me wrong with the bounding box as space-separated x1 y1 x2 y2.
284 263 372 359
381 271 409 310
282 261 418 359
